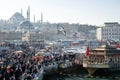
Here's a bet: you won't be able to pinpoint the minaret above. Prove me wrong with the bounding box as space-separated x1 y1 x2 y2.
34 14 35 23
27 6 30 21
41 12 43 24
21 8 23 16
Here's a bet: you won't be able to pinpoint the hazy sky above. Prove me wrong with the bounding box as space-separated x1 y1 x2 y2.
0 0 120 25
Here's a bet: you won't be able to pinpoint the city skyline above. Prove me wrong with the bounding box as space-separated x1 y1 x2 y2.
0 0 120 26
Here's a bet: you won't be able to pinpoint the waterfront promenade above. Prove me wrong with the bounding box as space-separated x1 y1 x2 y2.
1 41 120 80
0 41 80 80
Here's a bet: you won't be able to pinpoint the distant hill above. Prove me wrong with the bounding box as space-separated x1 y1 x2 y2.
7 12 25 25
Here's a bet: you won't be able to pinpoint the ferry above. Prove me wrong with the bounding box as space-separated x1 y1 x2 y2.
83 40 120 74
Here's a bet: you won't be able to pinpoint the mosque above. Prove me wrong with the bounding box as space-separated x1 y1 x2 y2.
16 6 43 33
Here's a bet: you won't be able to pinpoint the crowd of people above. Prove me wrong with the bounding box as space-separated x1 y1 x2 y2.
0 41 76 80
0 43 43 80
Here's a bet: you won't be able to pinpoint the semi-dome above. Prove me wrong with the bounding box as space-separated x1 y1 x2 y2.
19 20 33 29
20 20 33 26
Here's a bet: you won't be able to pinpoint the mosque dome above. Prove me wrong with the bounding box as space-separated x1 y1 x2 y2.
19 20 33 29
7 12 25 24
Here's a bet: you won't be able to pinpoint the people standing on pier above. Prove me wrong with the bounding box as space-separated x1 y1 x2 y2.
0 42 44 80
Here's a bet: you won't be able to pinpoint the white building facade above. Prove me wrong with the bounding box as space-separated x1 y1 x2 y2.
96 22 120 41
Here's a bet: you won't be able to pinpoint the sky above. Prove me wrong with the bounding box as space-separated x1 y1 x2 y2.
0 0 120 26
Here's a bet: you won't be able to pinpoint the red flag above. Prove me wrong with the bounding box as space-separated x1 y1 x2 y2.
85 46 89 57
117 44 120 48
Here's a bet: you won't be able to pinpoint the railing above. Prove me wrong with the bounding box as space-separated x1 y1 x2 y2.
21 67 44 80
83 63 111 68
33 67 44 80
83 57 113 68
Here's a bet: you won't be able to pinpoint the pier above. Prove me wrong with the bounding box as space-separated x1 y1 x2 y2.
0 40 83 80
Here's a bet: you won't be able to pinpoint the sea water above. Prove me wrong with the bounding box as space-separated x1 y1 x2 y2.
43 72 118 80
43 69 120 80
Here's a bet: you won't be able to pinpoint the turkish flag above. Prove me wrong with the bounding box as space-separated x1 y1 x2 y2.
85 46 89 57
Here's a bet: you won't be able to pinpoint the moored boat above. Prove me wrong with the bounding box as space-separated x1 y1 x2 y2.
83 40 120 74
